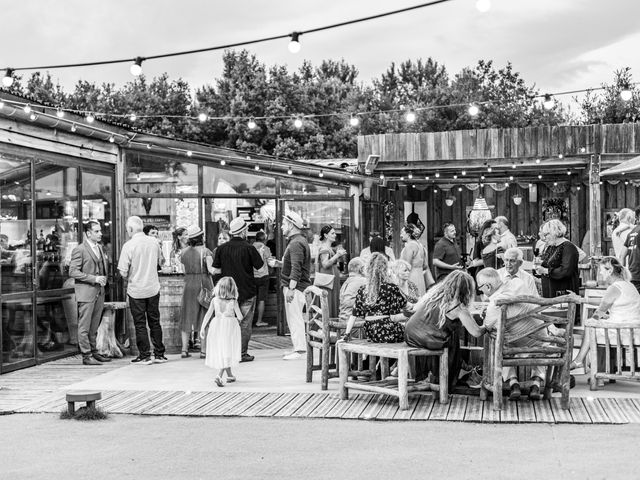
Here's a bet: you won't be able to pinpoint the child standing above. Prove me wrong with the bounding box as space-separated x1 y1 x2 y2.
200 276 242 387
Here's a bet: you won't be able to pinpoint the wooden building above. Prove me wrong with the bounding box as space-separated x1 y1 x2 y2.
357 124 640 260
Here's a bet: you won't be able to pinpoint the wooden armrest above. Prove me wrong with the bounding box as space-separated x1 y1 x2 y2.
584 319 640 329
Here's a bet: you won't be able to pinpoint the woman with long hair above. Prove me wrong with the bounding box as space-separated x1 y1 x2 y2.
170 227 189 273
179 225 214 358
404 270 486 390
571 256 640 374
390 259 419 306
316 225 347 318
400 223 434 297
342 253 409 343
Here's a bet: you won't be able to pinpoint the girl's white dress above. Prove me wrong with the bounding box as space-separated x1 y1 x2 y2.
205 298 241 369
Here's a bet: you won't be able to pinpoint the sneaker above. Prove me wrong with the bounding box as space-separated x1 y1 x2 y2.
131 356 152 365
508 383 521 401
154 355 168 364
255 321 269 328
283 351 305 361
240 354 254 363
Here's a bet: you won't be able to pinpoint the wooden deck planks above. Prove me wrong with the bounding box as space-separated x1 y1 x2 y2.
274 393 315 417
616 399 640 423
464 396 484 422
482 403 501 423
342 394 375 419
326 394 364 419
568 398 592 424
580 397 611 424
533 400 554 423
239 393 283 417
501 400 519 423
445 395 468 422
598 398 628 424
223 393 269 416
550 398 573 423
138 391 185 415
359 394 388 420
410 395 435 420
143 391 190 415
307 395 343 418
517 400 537 423
255 392 297 417
376 395 401 420
291 393 330 418
188 393 239 416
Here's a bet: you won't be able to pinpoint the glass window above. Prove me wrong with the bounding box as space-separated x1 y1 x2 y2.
125 152 198 195
280 178 346 196
1 154 33 294
283 200 351 273
82 171 114 272
203 166 275 195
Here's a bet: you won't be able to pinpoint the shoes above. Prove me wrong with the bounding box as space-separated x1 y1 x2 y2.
466 367 483 389
93 353 111 362
181 351 191 358
255 321 269 327
131 356 153 365
240 354 255 363
215 376 224 387
200 353 206 359
551 375 576 392
82 357 102 366
508 383 521 401
529 384 542 401
282 351 305 361
227 376 236 383
154 355 168 363
570 361 584 371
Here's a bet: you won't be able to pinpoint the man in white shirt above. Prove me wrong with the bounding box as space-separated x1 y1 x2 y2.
118 216 166 364
477 268 548 402
495 216 518 252
497 247 537 296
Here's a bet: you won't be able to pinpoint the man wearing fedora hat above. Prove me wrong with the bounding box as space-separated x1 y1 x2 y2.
279 210 311 360
213 216 264 363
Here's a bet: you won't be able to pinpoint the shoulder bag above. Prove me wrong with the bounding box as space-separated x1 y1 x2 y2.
313 247 335 289
197 248 214 309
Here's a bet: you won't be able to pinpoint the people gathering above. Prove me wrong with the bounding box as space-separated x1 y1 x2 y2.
62 203 640 398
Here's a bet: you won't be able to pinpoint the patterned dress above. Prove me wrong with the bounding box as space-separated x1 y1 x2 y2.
180 246 213 332
352 283 407 343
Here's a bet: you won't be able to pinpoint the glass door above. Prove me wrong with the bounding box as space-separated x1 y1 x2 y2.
1 154 36 372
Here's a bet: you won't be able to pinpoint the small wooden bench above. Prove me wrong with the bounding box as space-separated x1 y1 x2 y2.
338 339 449 410
66 390 102 415
97 301 128 358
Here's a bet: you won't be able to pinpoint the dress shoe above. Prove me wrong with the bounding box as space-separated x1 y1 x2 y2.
240 354 255 363
528 384 542 401
83 357 102 366
93 353 111 362
508 383 521 401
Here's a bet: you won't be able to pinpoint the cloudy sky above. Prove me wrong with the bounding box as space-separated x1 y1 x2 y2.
4 0 640 105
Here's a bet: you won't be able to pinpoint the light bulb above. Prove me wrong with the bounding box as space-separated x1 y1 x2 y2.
71 123 77 132
294 117 303 129
254 165 260 171
461 170 466 176
2 68 14 87
425 176 430 181
435 172 440 178
288 32 301 53
109 135 115 143
130 57 143 76
535 158 541 164
220 160 226 166
349 115 360 127
198 112 208 122
287 168 293 175
408 172 413 179
543 94 554 110
247 118 257 129
86 113 95 123
476 0 491 13
400 176 405 181
319 170 324 178
567 170 571 175
405 111 416 123
487 166 492 173
453 174 458 179
512 163 516 169
23 104 31 114
186 150 193 157
146 144 152 149
129 113 137 122
468 104 480 116
538 174 542 179
577 186 581 191
558 154 563 159
509 176 514 181
621 88 633 101
56 107 65 118
481 175 485 180
379 173 385 180
29 113 37 121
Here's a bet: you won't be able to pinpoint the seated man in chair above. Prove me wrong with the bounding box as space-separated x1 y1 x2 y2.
477 268 550 401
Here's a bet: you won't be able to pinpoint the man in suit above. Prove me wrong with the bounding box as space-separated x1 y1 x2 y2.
69 220 110 365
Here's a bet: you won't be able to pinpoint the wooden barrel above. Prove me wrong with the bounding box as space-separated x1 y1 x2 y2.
126 275 184 355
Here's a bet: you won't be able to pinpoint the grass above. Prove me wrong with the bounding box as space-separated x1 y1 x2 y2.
60 405 109 421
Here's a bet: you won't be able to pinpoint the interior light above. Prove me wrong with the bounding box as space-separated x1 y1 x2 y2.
288 32 301 53
130 57 144 77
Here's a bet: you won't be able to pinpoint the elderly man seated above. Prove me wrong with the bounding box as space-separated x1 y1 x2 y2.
477 267 550 401
338 257 367 323
497 247 537 296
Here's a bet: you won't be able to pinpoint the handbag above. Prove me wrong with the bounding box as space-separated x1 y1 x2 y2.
197 248 214 309
313 272 335 289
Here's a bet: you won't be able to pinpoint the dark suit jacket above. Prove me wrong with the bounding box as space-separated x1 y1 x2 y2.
69 241 109 303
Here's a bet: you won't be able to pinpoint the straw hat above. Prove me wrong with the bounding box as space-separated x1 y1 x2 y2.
283 211 305 229
186 225 203 239
229 217 249 236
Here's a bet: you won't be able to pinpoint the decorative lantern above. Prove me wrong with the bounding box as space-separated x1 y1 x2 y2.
513 194 523 206
467 196 492 237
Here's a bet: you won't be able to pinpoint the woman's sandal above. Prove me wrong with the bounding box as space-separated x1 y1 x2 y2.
181 351 191 358
226 376 236 383
215 376 224 387
570 361 583 370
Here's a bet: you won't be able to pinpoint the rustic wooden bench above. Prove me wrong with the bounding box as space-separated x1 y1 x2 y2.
338 339 449 410
66 390 102 415
97 301 128 358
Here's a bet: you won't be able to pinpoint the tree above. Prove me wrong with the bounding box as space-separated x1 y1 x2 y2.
579 68 640 124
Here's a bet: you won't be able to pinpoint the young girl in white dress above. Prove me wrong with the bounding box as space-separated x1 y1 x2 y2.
200 276 242 387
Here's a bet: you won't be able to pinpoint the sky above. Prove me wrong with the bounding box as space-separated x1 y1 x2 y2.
3 0 640 108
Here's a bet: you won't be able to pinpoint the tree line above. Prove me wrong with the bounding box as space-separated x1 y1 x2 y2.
3 51 637 159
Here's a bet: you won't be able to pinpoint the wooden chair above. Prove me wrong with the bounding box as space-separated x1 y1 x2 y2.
585 317 640 389
480 294 578 411
338 339 449 410
304 285 346 390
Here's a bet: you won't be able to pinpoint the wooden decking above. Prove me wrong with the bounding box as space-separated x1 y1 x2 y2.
10 389 640 424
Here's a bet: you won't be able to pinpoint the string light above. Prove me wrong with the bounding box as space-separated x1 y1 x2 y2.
487 166 492 173
247 117 257 129
538 174 542 179
109 135 115 143
2 68 13 87
129 113 137 122
535 158 541 164
186 150 193 157
23 104 31 114
130 57 144 77
558 154 563 159
86 113 95 123
468 103 480 116
220 159 226 166
435 172 440 178
461 170 466 176
512 163 516 169
287 167 293 175
425 176 430 181
254 165 260 171
405 110 416 123
146 143 152 149
294 117 303 129
70 123 77 132
408 172 413 179
349 114 360 127
621 85 633 101
29 112 37 121
288 32 302 53
198 112 208 122
379 172 385 180
319 170 324 178
543 94 554 110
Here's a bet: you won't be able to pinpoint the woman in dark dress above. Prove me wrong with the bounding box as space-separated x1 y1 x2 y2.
180 225 214 358
342 253 409 343
404 270 486 390
535 219 579 297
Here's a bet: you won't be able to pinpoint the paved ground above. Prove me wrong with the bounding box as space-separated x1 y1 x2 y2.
2 413 640 479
